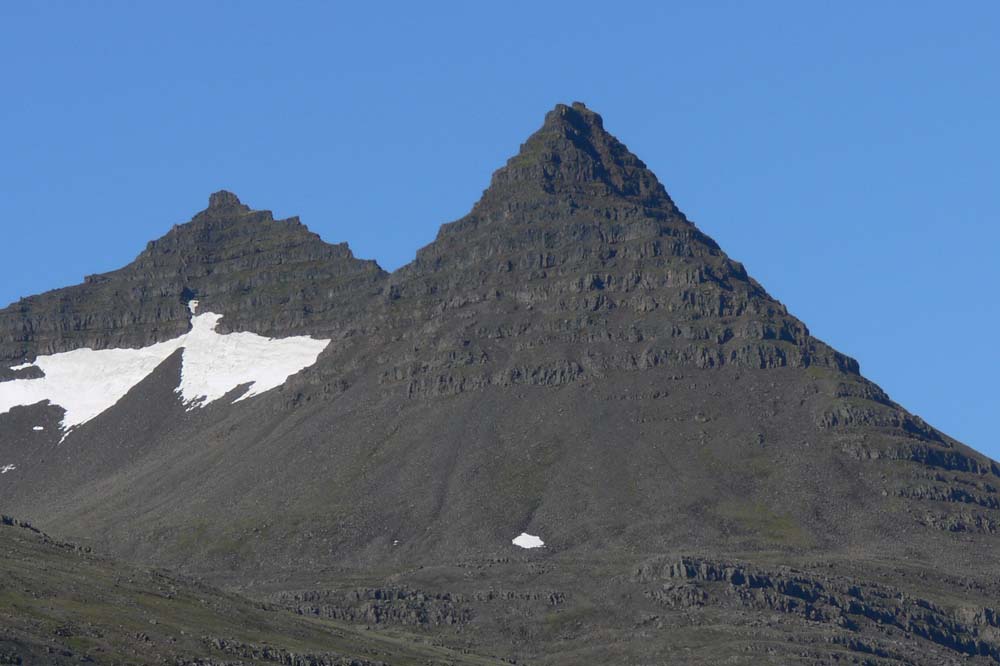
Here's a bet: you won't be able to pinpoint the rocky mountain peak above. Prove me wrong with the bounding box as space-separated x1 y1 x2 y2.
207 189 248 212
480 101 673 208
0 193 385 364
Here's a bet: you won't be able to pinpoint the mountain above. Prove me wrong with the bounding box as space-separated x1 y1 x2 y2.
2 102 999 665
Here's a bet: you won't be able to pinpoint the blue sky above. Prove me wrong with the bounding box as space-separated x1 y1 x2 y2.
1 2 997 458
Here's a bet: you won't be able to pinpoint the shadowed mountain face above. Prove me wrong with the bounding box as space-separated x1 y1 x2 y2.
1 102 999 665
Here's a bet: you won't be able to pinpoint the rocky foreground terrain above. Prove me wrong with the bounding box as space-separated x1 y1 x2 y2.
1 102 998 664
0 516 508 665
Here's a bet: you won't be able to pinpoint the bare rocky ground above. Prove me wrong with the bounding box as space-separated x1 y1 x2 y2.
1 103 998 664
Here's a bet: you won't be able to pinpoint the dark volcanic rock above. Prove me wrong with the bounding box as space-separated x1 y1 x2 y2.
382 102 859 398
0 191 385 367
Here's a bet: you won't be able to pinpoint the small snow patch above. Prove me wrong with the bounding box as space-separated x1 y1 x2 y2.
32 426 44 431
187 299 200 314
9 363 34 371
1 465 16 474
512 532 544 549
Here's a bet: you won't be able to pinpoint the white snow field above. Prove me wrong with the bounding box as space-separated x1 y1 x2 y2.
0 303 330 437
512 532 545 549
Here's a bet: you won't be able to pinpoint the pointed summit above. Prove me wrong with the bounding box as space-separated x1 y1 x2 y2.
206 190 250 214
483 101 672 208
419 101 688 269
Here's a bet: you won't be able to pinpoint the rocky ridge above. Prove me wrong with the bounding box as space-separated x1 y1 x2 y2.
0 190 383 374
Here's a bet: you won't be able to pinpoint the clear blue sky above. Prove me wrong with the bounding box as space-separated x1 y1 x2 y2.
1 2 997 458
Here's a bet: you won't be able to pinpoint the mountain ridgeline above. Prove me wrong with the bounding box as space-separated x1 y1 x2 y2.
0 190 383 375
1 102 998 665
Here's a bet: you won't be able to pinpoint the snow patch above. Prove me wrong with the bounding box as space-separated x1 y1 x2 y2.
0 311 330 437
9 363 34 371
1 465 15 474
177 312 330 408
32 426 44 431
187 299 200 314
512 532 544 549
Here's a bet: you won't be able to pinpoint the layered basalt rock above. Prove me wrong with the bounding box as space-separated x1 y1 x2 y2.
369 103 859 406
0 191 385 370
634 556 1000 663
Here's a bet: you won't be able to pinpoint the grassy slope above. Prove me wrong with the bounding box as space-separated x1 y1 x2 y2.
0 519 505 666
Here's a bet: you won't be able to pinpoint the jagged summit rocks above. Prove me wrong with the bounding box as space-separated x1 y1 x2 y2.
1 102 999 665
206 189 247 211
486 101 673 205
